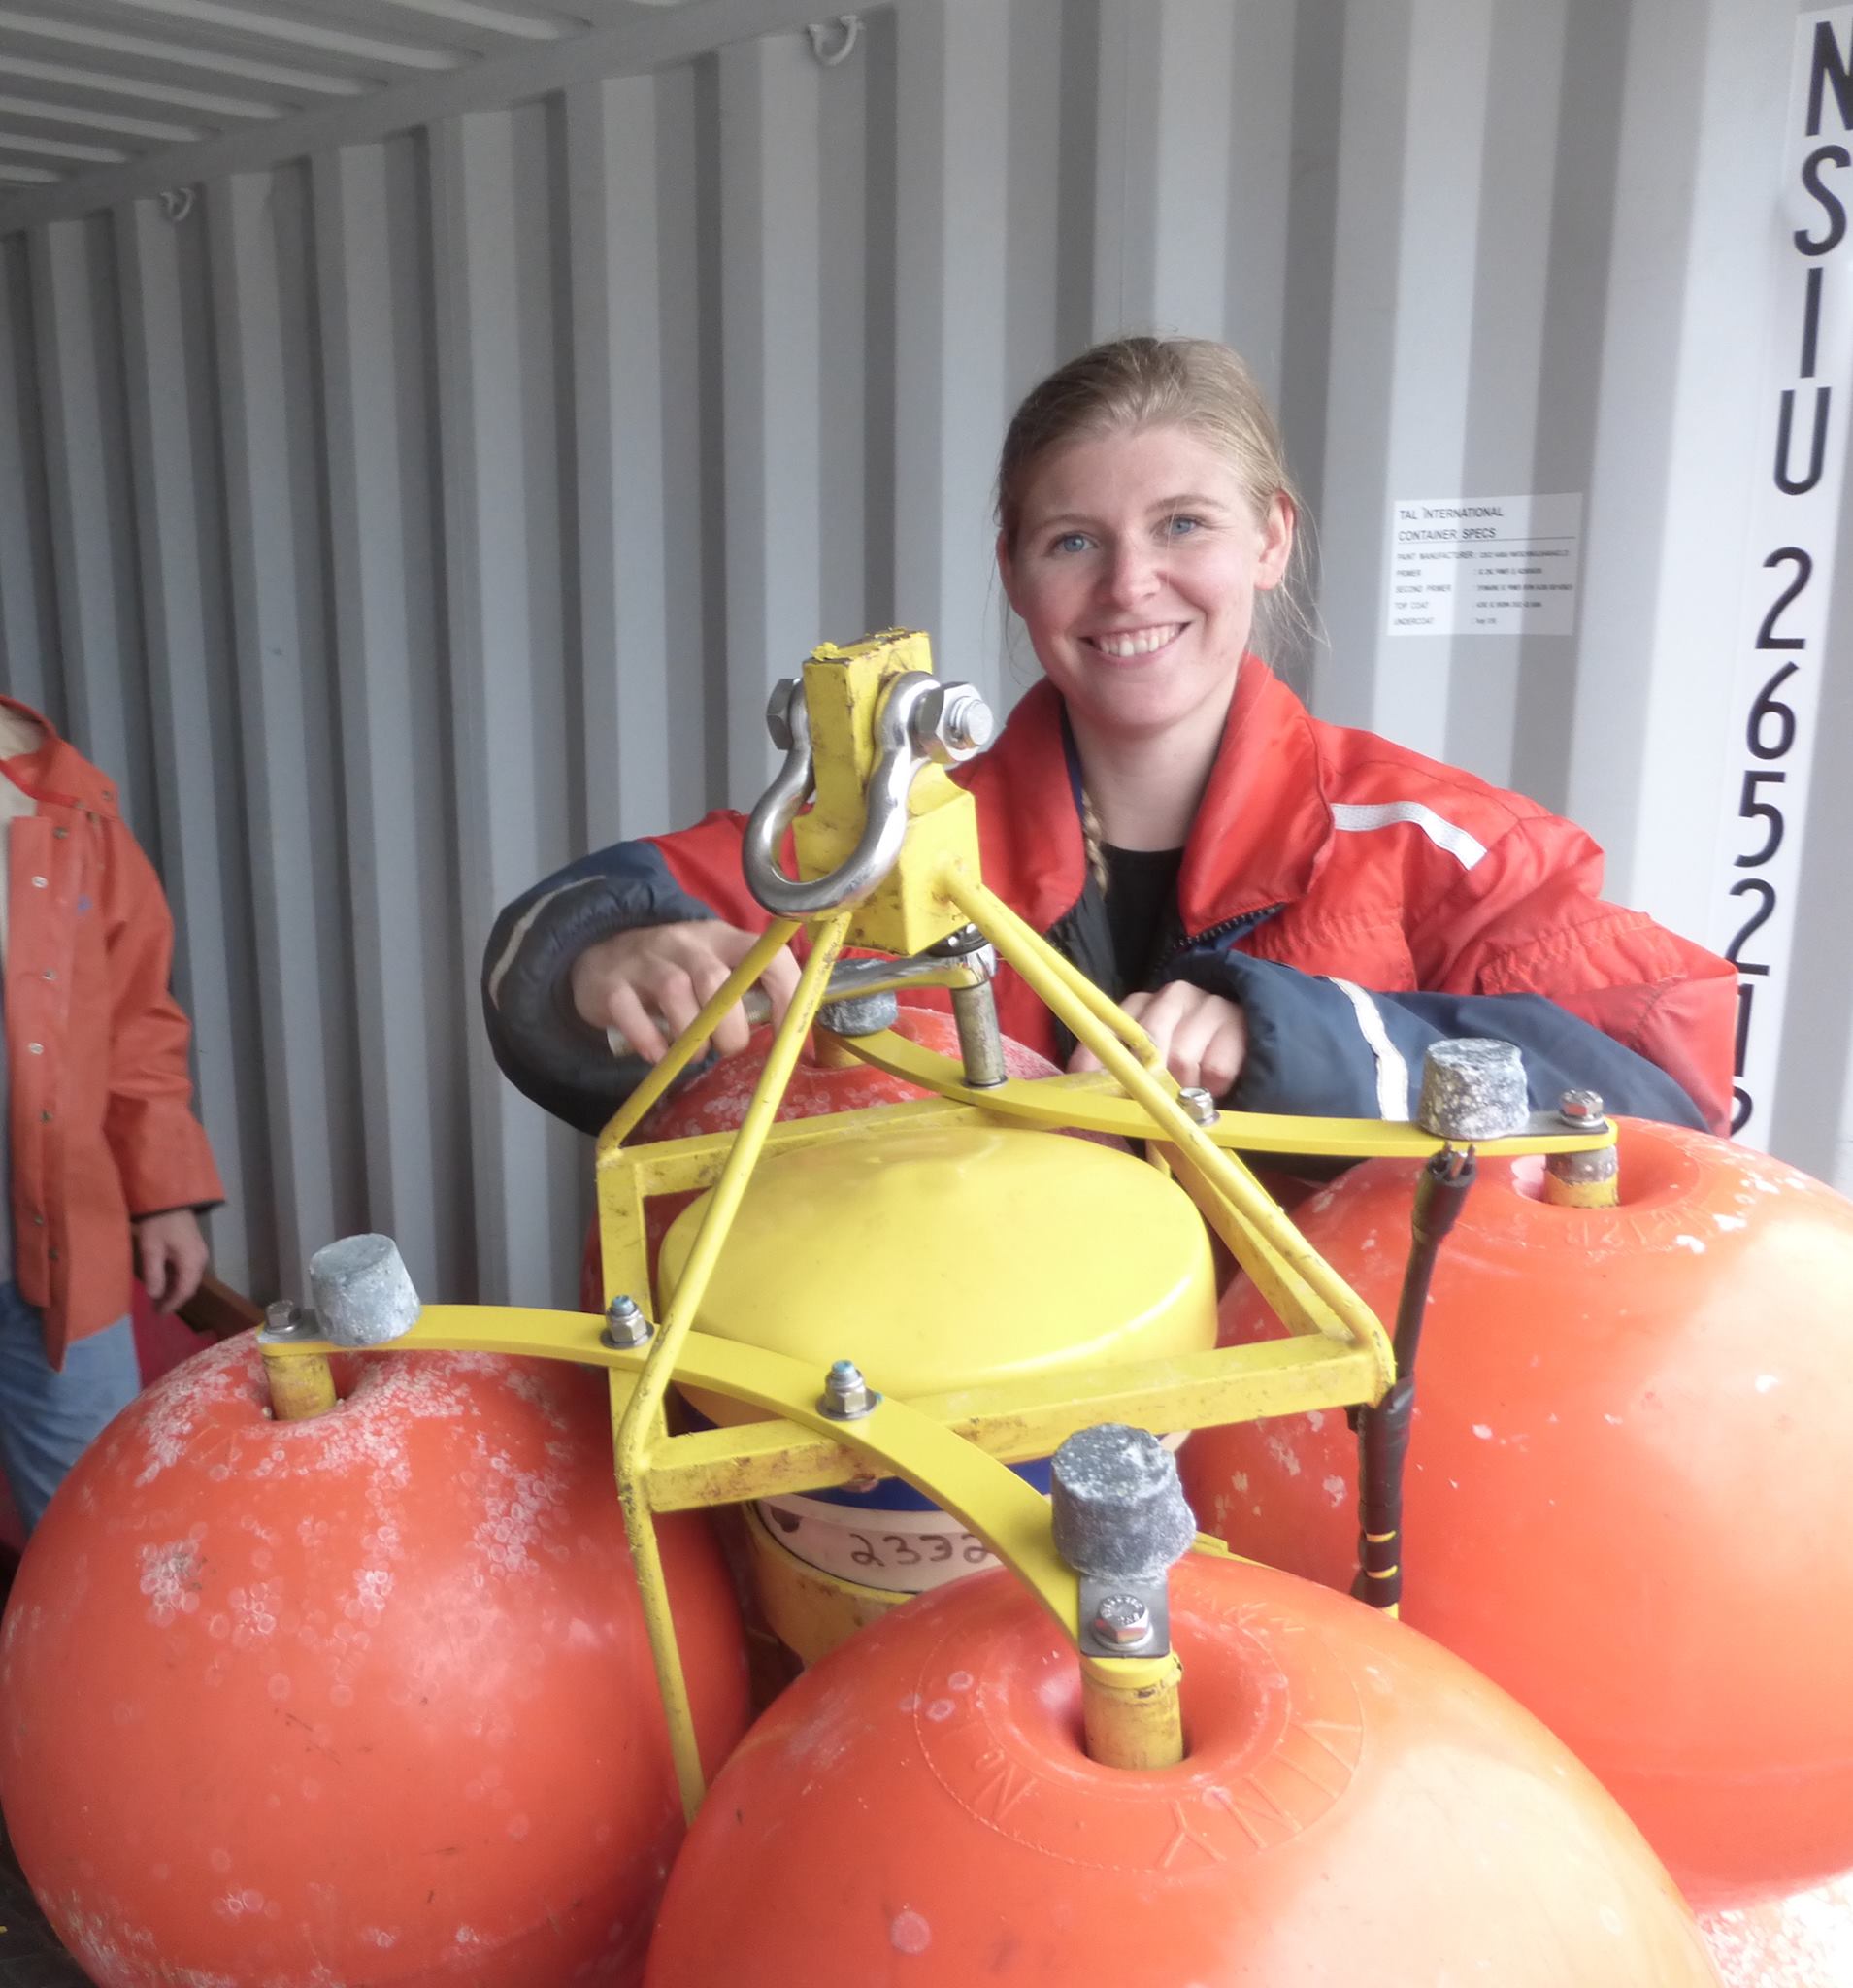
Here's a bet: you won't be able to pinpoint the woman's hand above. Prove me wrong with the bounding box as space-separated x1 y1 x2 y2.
134 1209 210 1314
1068 982 1248 1099
571 921 801 1063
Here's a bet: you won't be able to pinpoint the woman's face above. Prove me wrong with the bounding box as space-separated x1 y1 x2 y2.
997 422 1293 744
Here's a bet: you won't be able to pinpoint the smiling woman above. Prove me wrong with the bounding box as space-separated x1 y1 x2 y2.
997 423 1294 823
481 336 1737 1146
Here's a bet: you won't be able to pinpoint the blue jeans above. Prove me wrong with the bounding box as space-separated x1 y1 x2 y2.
0 1280 137 1536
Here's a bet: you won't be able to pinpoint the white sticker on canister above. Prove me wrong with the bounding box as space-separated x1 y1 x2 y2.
757 1434 1190 1596
755 1496 997 1594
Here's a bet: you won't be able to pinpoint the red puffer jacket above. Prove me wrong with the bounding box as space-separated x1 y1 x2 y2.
485 659 1737 1138
1 699 223 1364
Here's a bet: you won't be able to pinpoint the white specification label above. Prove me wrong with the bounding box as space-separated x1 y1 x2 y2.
1386 493 1583 637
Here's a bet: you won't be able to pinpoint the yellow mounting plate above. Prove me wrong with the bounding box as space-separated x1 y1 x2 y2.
791 632 978 956
656 1119 1217 1420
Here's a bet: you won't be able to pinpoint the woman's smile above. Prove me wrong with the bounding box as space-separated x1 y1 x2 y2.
1085 623 1186 659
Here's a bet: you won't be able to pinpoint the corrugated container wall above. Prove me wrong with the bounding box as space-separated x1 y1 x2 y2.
0 0 1848 1311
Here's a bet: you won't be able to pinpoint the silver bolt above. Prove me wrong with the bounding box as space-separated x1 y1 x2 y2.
818 1357 880 1419
601 1294 651 1350
928 923 988 958
1177 1086 1218 1127
260 1299 317 1342
1090 1593 1154 1649
938 684 995 754
765 677 799 751
911 681 996 765
1558 1088 1606 1128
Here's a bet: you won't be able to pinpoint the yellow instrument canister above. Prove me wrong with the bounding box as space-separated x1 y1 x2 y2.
658 1118 1218 1657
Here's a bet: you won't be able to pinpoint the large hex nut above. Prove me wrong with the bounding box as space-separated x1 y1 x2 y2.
910 681 996 764
309 1234 421 1348
1416 1039 1529 1141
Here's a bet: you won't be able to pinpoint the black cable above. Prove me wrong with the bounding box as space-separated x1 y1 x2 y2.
1351 1146 1477 1611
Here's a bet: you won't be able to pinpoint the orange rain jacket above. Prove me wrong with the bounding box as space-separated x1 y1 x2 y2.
1 698 223 1365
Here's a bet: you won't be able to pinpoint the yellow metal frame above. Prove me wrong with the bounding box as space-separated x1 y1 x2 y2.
265 633 1613 1813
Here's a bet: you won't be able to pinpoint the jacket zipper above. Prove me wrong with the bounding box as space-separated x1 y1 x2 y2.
1161 904 1281 967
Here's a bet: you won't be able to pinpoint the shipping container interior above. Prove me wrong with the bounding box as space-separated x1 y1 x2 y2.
0 0 1846 1312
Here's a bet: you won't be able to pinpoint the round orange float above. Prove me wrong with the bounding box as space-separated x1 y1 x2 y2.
1699 1868 1853 1987
644 1553 1721 1984
1179 1118 1853 1906
0 1337 750 1988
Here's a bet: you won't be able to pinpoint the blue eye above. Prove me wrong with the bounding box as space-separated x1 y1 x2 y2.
1166 514 1203 538
1051 532 1091 555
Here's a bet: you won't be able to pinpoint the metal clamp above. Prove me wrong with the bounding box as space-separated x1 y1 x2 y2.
604 939 998 1057
741 672 992 917
1051 1425 1196 1659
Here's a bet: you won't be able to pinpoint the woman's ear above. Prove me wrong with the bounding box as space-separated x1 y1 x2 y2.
995 528 1020 613
1255 492 1295 592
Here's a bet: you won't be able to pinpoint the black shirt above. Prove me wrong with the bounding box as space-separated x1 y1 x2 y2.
1101 842 1184 997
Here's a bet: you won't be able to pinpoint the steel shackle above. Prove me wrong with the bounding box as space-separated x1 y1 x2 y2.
740 670 993 917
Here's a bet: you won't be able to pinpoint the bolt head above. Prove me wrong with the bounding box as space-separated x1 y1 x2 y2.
1177 1086 1218 1127
260 1299 315 1342
819 1359 878 1419
1558 1088 1605 1126
940 684 995 753
1090 1593 1154 1648
911 681 996 764
601 1294 650 1349
765 678 800 751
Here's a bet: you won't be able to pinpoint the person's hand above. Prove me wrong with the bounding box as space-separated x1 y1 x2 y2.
571 921 801 1063
134 1209 210 1314
1069 983 1248 1099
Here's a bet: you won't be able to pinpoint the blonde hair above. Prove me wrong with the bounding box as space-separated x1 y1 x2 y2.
997 336 1312 888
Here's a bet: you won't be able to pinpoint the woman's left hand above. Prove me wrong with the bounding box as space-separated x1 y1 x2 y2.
1068 982 1248 1099
134 1209 210 1314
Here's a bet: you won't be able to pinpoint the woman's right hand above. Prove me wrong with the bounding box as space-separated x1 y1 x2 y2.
570 921 801 1063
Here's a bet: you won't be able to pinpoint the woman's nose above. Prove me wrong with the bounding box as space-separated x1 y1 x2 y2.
1102 540 1161 606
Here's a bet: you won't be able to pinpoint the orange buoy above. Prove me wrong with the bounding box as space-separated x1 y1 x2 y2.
1179 1119 1853 1906
644 1554 1720 1984
0 1337 750 1988
1698 1867 1853 1987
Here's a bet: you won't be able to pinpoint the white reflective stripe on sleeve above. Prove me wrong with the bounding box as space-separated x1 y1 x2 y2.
485 878 602 1009
1327 977 1412 1121
1330 800 1489 870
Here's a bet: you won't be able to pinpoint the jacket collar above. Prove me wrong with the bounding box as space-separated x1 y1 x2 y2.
0 696 119 815
1178 656 1331 932
956 657 1333 939
955 679 1086 939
